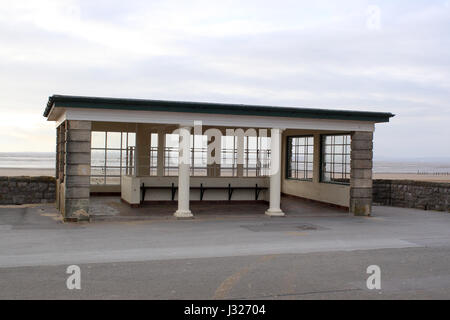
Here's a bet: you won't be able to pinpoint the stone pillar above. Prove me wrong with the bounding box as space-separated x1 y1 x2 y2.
55 123 64 212
135 124 150 176
174 126 193 218
265 128 285 216
55 126 60 180
350 131 373 216
64 120 91 222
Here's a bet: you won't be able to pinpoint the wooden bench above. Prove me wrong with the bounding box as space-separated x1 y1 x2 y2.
140 183 267 204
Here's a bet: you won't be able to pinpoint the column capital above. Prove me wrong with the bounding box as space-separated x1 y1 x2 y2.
270 128 286 137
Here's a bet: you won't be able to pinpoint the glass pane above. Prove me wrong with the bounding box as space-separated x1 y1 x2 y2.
122 132 127 146
106 167 121 176
107 132 121 149
90 176 105 184
127 132 136 147
260 137 270 149
91 132 105 148
335 145 343 154
106 150 121 167
91 150 105 166
195 135 206 148
166 134 179 147
151 133 158 147
91 166 105 176
247 136 257 149
105 176 120 185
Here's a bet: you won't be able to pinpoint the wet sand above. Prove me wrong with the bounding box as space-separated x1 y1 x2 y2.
0 168 55 177
373 173 449 183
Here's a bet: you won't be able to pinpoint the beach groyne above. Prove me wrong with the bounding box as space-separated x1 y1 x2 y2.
373 179 449 212
0 176 55 205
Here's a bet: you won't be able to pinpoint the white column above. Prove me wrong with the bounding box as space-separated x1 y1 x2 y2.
265 128 285 216
174 125 193 218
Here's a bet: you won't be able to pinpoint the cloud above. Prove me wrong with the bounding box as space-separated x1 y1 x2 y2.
0 0 449 158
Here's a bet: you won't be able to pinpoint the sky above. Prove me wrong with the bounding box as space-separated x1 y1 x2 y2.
0 0 449 160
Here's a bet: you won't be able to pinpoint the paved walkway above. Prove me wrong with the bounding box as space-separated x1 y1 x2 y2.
1 199 449 268
1 200 450 299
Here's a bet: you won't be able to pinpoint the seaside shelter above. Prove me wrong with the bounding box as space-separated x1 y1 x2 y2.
43 95 394 221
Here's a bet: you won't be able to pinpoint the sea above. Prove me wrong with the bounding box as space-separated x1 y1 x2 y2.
0 152 449 174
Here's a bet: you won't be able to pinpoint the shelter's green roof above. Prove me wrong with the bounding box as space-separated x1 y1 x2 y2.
44 95 394 122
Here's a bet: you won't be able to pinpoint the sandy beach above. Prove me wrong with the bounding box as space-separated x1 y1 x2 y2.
0 168 55 177
0 167 448 183
373 173 450 183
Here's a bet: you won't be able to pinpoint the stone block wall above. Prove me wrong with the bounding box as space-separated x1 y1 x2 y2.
63 120 92 221
0 176 56 205
373 179 449 212
350 131 373 216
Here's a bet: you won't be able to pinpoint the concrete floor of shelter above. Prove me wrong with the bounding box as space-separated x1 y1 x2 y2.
88 195 349 221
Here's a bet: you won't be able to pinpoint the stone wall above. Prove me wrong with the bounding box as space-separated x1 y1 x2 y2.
63 120 92 221
350 131 373 216
373 179 449 212
0 176 56 205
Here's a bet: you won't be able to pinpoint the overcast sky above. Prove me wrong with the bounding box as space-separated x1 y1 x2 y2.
0 0 449 160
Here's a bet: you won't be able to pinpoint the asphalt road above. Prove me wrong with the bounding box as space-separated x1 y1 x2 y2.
1 204 450 299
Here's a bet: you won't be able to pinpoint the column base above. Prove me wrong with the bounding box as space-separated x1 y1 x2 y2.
265 208 285 217
174 209 194 219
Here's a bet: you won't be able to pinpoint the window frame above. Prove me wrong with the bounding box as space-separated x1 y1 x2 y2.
90 131 136 185
285 135 314 182
319 133 351 185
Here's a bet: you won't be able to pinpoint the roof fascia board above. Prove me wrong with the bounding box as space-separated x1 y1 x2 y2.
63 107 375 132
